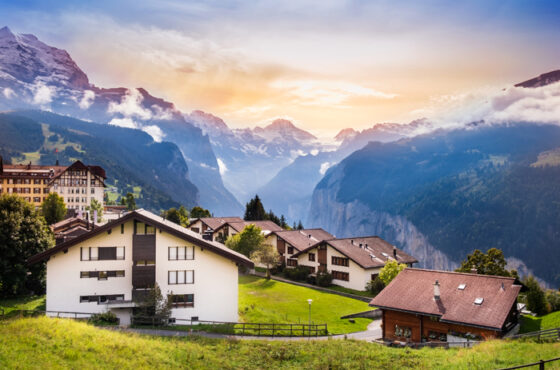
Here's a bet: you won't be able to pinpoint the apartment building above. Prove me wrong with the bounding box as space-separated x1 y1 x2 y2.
49 160 106 211
211 220 283 243
188 217 244 239
28 209 253 325
293 236 418 291
0 159 65 207
266 229 334 266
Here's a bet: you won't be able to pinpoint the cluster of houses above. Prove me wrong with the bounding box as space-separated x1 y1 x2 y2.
27 210 523 344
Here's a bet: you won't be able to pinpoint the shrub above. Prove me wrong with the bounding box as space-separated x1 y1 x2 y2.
316 272 333 287
525 276 547 315
88 311 119 326
366 276 386 296
545 289 560 312
283 266 310 281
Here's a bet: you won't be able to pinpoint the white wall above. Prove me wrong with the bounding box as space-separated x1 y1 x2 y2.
46 218 240 324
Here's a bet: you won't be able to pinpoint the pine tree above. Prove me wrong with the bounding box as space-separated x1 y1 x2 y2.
297 220 303 230
244 195 266 221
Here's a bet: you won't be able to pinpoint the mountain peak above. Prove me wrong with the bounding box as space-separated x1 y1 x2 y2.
515 70 560 88
334 128 357 141
255 118 317 141
187 110 230 136
265 118 297 130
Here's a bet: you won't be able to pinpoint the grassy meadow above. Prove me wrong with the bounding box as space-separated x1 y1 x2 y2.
1 317 560 369
238 275 372 334
520 311 560 333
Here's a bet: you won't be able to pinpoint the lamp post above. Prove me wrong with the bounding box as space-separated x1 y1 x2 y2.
307 299 313 337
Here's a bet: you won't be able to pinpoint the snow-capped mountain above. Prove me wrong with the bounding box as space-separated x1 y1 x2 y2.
186 111 323 202
0 26 242 215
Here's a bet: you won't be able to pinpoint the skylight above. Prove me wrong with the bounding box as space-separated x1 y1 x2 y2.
381 252 389 257
458 284 466 290
474 297 484 305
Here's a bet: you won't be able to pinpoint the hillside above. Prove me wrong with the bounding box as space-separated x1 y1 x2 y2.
0 318 559 369
309 124 560 287
0 112 198 211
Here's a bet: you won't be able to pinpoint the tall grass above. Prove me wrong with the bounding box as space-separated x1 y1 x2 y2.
1 318 559 369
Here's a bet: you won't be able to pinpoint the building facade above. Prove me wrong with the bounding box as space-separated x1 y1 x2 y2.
29 209 253 326
293 236 417 291
49 161 106 211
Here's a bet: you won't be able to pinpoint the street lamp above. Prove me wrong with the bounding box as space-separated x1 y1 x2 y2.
307 299 313 336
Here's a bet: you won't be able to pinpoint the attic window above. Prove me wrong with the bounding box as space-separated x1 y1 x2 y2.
369 253 376 259
458 284 466 290
474 297 484 305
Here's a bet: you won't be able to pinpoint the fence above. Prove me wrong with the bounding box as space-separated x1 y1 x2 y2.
385 340 481 349
132 316 328 337
0 309 95 320
498 357 560 370
508 327 560 342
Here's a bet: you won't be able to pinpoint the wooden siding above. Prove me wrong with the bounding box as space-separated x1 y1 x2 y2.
132 266 155 289
277 239 285 254
133 234 156 260
381 309 501 343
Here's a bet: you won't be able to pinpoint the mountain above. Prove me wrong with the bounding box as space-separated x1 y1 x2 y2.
186 111 322 202
0 111 198 211
515 69 560 88
0 26 242 215
308 123 560 287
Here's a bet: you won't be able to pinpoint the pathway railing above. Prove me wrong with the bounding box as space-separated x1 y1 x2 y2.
498 357 560 370
508 327 560 342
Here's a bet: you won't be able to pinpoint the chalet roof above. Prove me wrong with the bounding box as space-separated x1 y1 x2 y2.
294 236 417 268
29 209 253 268
192 217 244 231
218 220 284 234
370 268 521 330
0 162 66 179
273 229 334 252
50 217 94 233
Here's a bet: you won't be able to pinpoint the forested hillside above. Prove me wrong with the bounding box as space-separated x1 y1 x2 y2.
0 111 199 211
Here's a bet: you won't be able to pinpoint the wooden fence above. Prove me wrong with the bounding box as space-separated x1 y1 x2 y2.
133 316 328 337
507 327 560 342
498 357 560 370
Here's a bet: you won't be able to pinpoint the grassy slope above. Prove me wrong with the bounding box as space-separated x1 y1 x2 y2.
239 276 373 334
520 311 560 333
1 318 559 369
0 296 45 315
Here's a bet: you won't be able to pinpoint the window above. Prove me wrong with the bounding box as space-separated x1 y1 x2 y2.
33 197 41 203
80 271 125 279
287 246 294 254
135 260 155 266
169 246 194 260
371 273 379 281
287 258 298 267
81 247 125 261
91 188 95 194
121 224 124 234
394 325 411 338
43 188 49 194
168 270 194 285
332 256 349 267
428 331 447 342
169 294 194 308
98 271 108 280
33 188 41 194
332 270 349 281
308 253 315 262
80 294 124 304
34 179 41 184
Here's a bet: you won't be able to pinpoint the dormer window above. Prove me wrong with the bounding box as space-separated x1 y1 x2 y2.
474 297 484 305
458 284 466 290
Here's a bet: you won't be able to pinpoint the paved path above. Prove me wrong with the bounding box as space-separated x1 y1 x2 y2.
109 319 382 342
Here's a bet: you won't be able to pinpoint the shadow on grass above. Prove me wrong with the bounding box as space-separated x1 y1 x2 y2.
519 315 542 333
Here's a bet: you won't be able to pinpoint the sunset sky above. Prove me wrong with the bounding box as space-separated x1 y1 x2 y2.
1 0 559 136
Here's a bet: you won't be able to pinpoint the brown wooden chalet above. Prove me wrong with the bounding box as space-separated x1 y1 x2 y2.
370 268 521 343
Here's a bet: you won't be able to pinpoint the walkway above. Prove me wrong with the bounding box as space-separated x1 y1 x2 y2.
109 319 382 342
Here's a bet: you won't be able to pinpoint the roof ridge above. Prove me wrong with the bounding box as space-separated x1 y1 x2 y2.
404 267 516 280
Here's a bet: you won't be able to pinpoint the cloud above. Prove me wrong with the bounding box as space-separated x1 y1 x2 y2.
216 158 228 175
2 87 16 99
107 88 153 120
151 104 174 120
319 161 333 175
79 90 95 109
32 82 54 105
108 117 138 129
270 79 397 107
142 125 165 142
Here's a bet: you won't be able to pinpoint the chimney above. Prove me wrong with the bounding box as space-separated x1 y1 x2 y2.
433 280 441 300
308 234 311 239
500 282 505 291
470 266 478 274
393 247 397 259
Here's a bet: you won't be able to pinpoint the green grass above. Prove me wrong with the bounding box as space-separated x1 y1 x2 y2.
239 275 372 334
326 285 374 298
1 318 560 369
0 296 45 316
520 311 560 333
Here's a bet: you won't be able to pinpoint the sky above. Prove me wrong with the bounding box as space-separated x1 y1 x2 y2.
0 0 559 136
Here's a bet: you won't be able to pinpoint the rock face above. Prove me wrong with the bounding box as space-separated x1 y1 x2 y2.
515 70 560 88
308 169 457 271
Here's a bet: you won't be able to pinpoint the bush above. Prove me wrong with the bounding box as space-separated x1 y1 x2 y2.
366 276 386 296
283 266 310 281
545 290 560 312
88 311 119 326
525 276 547 316
316 272 333 287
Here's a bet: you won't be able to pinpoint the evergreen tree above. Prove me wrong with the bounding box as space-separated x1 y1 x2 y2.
525 275 547 315
279 215 287 229
41 193 66 225
122 192 136 211
190 206 211 218
244 195 266 221
296 220 303 230
0 195 54 297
